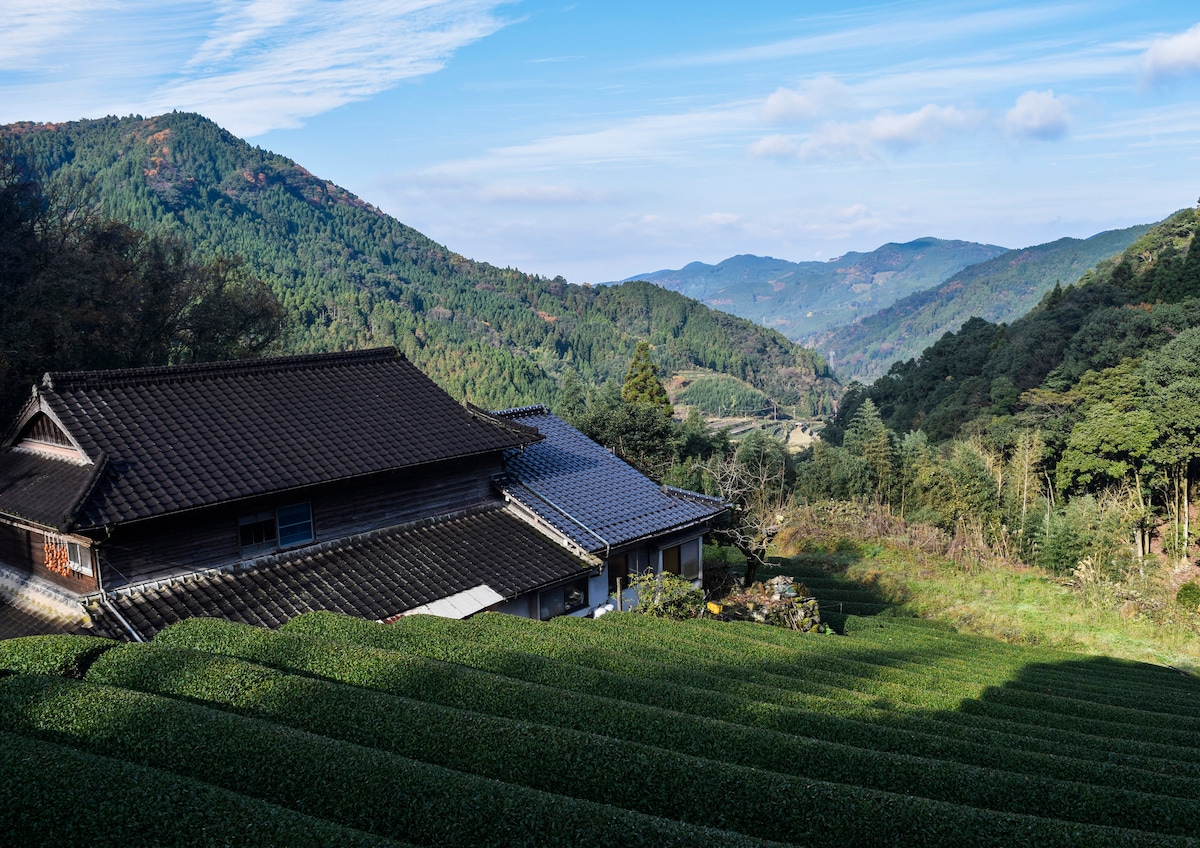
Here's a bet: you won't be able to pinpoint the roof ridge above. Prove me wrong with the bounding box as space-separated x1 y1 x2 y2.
492 404 549 419
43 347 400 391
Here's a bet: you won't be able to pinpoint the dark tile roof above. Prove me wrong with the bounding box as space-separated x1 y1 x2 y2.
87 505 593 640
0 596 90 640
0 448 98 530
493 406 726 553
4 348 538 530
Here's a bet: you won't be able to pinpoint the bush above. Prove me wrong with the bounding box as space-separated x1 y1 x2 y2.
0 634 115 677
1176 581 1200 610
626 571 705 618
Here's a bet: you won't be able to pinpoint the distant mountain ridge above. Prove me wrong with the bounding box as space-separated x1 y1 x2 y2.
615 238 1008 339
0 113 839 415
812 224 1154 381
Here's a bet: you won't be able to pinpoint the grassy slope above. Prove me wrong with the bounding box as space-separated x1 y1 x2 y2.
2 609 1199 846
764 539 1200 675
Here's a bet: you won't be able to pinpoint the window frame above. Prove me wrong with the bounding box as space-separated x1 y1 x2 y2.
538 576 590 620
238 502 314 555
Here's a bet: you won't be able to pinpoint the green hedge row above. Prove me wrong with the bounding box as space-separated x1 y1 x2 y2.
0 730 410 848
362 613 1200 780
90 641 1195 844
117 623 1200 848
0 634 116 677
0 674 778 848
362 609 1200 782
148 618 1200 836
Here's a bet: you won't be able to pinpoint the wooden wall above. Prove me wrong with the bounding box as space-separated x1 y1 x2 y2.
0 522 99 594
100 456 506 589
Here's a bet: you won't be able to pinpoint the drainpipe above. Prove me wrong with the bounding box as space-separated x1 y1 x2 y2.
93 546 142 643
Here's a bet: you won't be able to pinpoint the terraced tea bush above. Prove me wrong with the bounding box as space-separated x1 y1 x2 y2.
0 673 775 848
0 731 409 848
0 634 115 677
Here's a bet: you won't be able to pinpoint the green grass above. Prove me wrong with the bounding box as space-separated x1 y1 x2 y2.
762 542 1200 673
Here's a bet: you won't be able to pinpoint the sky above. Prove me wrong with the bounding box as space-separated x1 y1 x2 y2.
3 1 1200 284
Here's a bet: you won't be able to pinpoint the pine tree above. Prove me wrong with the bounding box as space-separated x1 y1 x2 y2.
622 341 673 416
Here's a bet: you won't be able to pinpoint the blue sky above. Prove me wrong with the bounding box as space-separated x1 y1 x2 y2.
3 1 1200 284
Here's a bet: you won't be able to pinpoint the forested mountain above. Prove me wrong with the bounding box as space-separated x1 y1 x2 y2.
0 113 838 414
617 239 1007 341
813 225 1153 381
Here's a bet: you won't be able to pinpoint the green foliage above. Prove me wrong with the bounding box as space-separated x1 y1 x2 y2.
621 340 673 414
676 374 771 416
626 572 705 618
0 730 406 848
1177 582 1200 609
1 114 839 415
3 612 1200 845
0 634 115 677
820 224 1154 382
0 154 285 415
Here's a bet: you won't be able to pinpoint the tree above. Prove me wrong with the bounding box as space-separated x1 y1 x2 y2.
706 430 793 586
841 398 896 501
0 155 284 417
622 341 673 416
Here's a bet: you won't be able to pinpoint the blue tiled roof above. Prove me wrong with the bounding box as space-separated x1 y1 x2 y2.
494 407 725 553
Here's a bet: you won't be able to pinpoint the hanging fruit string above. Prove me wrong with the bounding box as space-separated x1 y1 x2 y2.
43 537 73 577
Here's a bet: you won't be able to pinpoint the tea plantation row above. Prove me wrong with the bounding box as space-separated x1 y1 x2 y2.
1 611 1198 847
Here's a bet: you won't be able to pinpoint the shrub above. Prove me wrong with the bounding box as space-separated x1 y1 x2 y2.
0 634 115 677
1176 581 1200 610
626 571 705 618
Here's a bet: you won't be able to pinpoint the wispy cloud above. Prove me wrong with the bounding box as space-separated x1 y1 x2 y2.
426 102 759 174
665 3 1088 67
1139 22 1200 85
0 0 117 70
153 0 513 136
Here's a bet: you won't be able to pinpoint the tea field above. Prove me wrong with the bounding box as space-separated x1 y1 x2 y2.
1 603 1198 847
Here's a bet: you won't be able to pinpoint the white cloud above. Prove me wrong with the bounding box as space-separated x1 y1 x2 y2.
1140 22 1200 85
0 0 115 70
1004 89 1072 140
749 134 801 159
762 75 852 123
154 0 512 136
795 104 984 161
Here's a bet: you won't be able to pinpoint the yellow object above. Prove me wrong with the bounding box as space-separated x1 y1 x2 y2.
706 602 723 614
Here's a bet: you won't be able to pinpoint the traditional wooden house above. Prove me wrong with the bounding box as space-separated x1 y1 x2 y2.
493 405 726 612
0 349 596 639
0 350 726 640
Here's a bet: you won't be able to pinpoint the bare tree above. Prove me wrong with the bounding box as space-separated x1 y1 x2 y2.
705 430 793 587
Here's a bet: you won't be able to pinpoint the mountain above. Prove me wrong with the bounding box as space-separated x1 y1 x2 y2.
0 113 838 415
828 207 1198 444
616 239 1008 340
812 224 1155 382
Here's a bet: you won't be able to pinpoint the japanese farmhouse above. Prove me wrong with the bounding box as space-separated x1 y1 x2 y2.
0 348 724 640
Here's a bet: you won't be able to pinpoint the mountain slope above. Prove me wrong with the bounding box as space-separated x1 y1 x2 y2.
829 207 1197 443
1 113 838 414
617 238 1008 339
813 225 1153 382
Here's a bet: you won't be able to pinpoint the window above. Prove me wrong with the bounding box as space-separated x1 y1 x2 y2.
660 538 701 580
538 576 590 620
276 503 314 547
66 541 93 577
239 503 313 554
